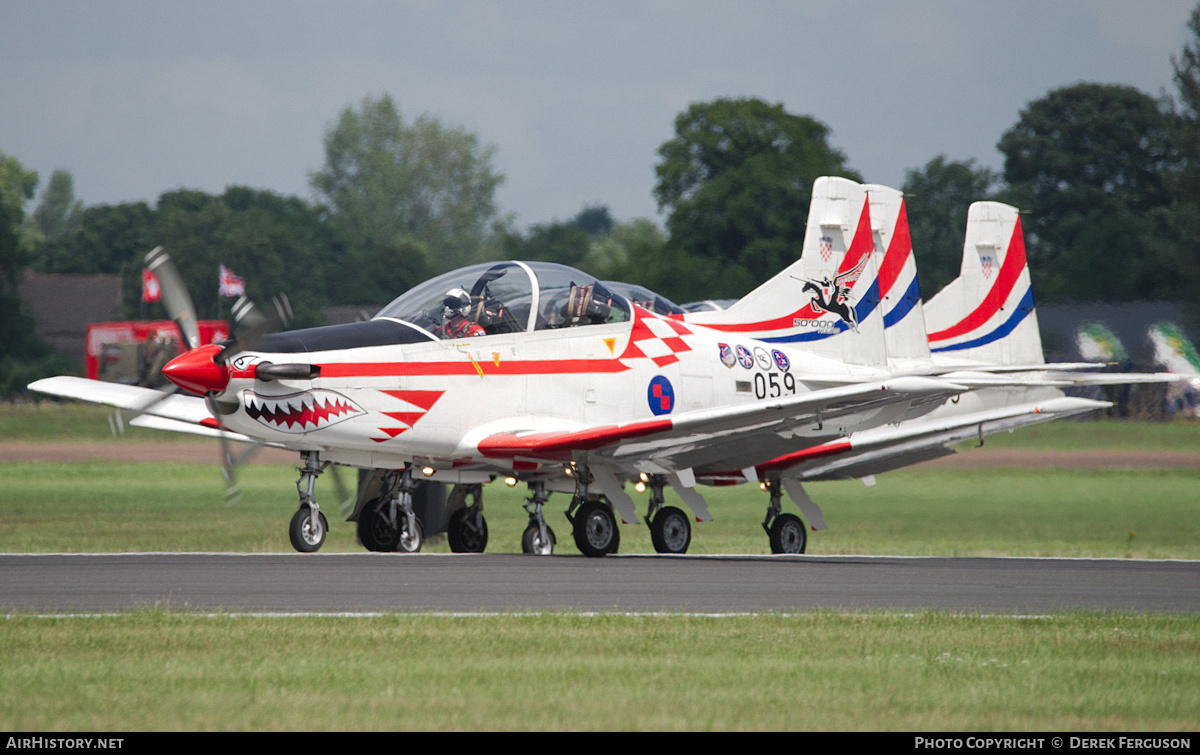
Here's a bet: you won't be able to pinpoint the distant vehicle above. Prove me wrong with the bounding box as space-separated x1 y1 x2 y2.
87 320 229 388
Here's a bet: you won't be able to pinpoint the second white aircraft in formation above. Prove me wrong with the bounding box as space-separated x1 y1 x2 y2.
30 177 1177 556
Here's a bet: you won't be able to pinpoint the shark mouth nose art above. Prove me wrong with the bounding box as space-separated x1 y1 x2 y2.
244 389 365 433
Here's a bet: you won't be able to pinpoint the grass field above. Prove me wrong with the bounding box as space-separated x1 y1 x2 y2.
3 403 1199 731
2 611 1198 731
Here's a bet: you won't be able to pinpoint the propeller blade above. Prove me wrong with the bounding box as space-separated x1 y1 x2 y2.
329 464 355 518
219 433 262 505
144 246 201 351
219 293 294 364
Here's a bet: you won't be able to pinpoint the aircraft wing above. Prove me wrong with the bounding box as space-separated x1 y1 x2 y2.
476 376 967 472
926 363 1183 386
757 395 1109 481
26 376 262 444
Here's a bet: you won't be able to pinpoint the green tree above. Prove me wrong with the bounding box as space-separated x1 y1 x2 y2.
998 82 1181 302
902 156 1001 299
30 169 82 241
0 150 79 394
0 150 40 358
652 97 860 302
31 201 155 275
143 188 337 325
1164 3 1200 312
494 206 665 288
310 94 503 276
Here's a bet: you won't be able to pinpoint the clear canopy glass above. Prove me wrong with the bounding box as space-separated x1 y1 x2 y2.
374 261 632 339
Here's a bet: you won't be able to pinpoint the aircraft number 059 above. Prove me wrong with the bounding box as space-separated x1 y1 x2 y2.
754 371 796 399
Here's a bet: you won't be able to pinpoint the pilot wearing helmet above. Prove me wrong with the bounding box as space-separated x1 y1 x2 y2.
441 287 486 338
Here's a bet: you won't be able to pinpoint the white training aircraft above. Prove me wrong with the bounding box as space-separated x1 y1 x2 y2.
28 177 1177 557
677 178 1180 543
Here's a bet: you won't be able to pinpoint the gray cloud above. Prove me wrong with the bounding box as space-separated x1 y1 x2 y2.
1 0 1193 228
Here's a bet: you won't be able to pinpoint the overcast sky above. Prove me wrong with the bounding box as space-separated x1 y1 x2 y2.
1 0 1196 231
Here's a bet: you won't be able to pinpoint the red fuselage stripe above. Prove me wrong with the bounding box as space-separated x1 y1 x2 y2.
321 358 632 378
478 418 673 460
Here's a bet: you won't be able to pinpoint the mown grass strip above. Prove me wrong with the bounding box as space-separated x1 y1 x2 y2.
6 462 1199 559
1 610 1196 731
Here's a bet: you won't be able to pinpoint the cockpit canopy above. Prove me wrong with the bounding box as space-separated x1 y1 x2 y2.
603 281 684 316
374 261 632 339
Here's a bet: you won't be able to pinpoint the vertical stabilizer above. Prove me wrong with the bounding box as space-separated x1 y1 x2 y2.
865 184 929 366
924 202 1044 366
1148 322 1200 375
686 176 888 367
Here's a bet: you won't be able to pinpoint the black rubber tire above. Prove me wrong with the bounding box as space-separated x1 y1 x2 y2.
650 506 692 554
768 513 807 554
572 499 620 558
357 500 400 552
289 507 328 553
521 522 556 555
447 507 488 553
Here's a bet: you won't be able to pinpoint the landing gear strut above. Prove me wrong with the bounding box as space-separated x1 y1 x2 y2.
356 466 424 553
762 478 806 554
290 451 329 553
521 481 556 555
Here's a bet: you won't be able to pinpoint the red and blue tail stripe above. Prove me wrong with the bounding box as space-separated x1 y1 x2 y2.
927 217 1034 353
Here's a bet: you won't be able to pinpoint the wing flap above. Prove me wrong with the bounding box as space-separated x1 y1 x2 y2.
762 396 1108 480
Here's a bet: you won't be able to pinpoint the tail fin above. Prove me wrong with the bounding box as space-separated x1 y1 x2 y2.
864 184 930 365
924 201 1044 366
1148 322 1200 375
686 176 888 367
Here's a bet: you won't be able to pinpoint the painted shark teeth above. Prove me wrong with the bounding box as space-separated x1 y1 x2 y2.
243 389 365 433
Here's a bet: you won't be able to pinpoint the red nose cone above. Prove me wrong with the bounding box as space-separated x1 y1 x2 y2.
162 343 230 395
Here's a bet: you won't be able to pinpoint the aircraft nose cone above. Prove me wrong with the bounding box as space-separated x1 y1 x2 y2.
162 343 230 395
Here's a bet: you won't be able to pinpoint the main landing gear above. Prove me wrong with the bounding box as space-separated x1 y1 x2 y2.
643 473 691 555
446 484 489 553
356 466 425 553
564 463 621 558
762 478 807 554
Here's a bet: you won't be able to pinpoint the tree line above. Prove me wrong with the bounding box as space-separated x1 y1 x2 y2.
3 5 1199 395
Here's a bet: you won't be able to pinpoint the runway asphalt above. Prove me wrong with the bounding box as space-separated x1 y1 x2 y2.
2 552 1197 614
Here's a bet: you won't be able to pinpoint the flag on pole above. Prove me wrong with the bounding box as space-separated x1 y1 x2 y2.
142 268 162 303
219 265 246 298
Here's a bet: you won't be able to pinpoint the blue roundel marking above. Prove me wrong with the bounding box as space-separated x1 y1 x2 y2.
647 376 675 416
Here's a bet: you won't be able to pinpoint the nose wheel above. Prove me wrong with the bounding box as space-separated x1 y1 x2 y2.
290 451 330 553
289 506 328 552
521 481 556 555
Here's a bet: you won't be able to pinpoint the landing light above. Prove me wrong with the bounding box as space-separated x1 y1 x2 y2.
634 481 646 493
421 467 435 478
505 477 518 487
